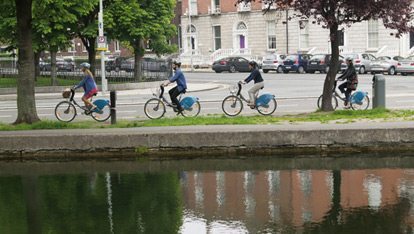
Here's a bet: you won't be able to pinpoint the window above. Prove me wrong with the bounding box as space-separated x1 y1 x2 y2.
237 22 247 30
338 30 345 46
114 40 120 52
267 21 277 50
299 20 309 48
190 0 198 15
368 20 379 48
213 25 221 50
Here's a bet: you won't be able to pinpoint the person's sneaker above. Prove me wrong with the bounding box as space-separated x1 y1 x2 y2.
90 105 98 111
344 105 351 109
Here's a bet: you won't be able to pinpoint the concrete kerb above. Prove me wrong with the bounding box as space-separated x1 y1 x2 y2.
0 122 414 160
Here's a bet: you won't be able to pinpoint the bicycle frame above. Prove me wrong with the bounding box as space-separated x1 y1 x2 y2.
232 83 257 104
155 86 183 108
68 89 104 114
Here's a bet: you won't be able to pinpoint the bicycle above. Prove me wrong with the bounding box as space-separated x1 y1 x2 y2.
54 89 111 122
222 81 277 116
317 80 370 110
144 85 201 119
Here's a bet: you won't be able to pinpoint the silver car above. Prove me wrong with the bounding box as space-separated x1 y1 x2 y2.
370 56 400 75
341 53 376 74
396 55 414 75
261 54 286 73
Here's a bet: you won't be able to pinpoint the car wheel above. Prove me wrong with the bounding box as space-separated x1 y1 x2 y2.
359 66 365 74
115 67 120 72
283 70 289 74
297 66 305 74
215 70 222 73
229 65 236 73
263 69 269 73
277 66 283 73
402 72 407 76
388 67 396 75
371 71 376 75
308 70 315 74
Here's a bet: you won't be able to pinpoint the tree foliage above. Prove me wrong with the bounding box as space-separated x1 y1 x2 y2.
238 0 414 111
107 0 177 80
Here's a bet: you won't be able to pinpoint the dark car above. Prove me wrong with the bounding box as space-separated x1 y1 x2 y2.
307 54 346 74
106 57 127 72
281 54 312 73
212 56 250 73
57 58 75 71
120 57 168 72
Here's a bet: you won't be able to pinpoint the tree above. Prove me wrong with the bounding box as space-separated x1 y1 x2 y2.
14 0 40 124
33 0 93 85
238 0 414 111
107 0 177 81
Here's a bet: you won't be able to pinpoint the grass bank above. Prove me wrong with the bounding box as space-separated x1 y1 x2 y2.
1 108 413 131
0 77 78 88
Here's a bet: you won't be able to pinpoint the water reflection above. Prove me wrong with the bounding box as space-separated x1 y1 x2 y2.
0 157 414 233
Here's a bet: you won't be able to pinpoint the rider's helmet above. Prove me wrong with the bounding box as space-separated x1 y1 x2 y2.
80 62 91 69
345 57 353 63
173 60 182 67
248 60 257 68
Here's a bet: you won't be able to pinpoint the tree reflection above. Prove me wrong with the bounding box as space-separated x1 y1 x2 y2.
0 172 182 234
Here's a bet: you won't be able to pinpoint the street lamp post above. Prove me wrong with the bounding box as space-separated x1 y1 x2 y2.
98 0 108 93
188 0 194 71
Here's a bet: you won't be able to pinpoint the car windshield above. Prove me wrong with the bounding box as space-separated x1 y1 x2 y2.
286 55 298 60
310 54 325 60
342 54 358 59
264 55 276 60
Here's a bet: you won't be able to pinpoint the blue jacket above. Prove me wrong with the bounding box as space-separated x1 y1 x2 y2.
244 69 264 84
75 74 97 93
169 68 187 92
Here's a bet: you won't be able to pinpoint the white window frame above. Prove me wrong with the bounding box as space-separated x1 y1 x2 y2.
267 21 277 50
367 20 379 49
213 25 221 51
299 20 309 49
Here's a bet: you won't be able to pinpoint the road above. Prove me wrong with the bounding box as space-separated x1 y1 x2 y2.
0 72 413 123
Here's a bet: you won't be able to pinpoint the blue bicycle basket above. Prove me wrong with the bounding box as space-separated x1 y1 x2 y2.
180 96 198 110
255 93 274 107
351 91 366 105
93 99 110 112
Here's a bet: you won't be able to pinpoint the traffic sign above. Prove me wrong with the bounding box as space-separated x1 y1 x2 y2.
97 36 107 51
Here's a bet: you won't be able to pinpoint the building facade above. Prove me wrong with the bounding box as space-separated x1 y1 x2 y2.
179 0 414 66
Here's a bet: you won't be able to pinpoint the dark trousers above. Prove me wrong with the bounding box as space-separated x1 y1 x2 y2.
338 82 352 104
169 86 183 109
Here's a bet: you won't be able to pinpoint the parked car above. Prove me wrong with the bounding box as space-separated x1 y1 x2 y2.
120 57 168 72
307 54 346 74
370 56 399 75
396 55 414 75
106 57 127 72
39 58 51 71
341 53 376 74
212 56 250 73
56 58 75 71
281 54 312 73
261 54 286 73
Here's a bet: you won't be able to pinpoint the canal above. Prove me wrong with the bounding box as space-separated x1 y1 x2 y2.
1 155 414 233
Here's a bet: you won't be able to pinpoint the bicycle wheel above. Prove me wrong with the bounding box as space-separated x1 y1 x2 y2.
55 101 77 122
257 98 277 115
351 95 370 110
317 94 338 110
91 103 111 122
181 101 201 117
144 98 166 119
222 95 243 116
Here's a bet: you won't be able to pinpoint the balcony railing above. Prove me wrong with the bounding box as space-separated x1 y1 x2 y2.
238 3 251 12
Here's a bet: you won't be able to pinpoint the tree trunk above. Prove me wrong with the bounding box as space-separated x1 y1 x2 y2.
50 50 58 86
81 37 97 76
14 0 40 124
34 52 40 80
134 39 145 82
321 22 340 111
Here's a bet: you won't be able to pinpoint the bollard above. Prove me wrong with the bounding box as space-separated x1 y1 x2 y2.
372 74 386 108
110 90 117 124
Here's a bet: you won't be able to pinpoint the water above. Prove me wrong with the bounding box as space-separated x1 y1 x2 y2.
1 156 414 234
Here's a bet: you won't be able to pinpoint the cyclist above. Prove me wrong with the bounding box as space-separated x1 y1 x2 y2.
162 61 187 112
241 61 264 108
72 62 98 110
337 57 358 109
